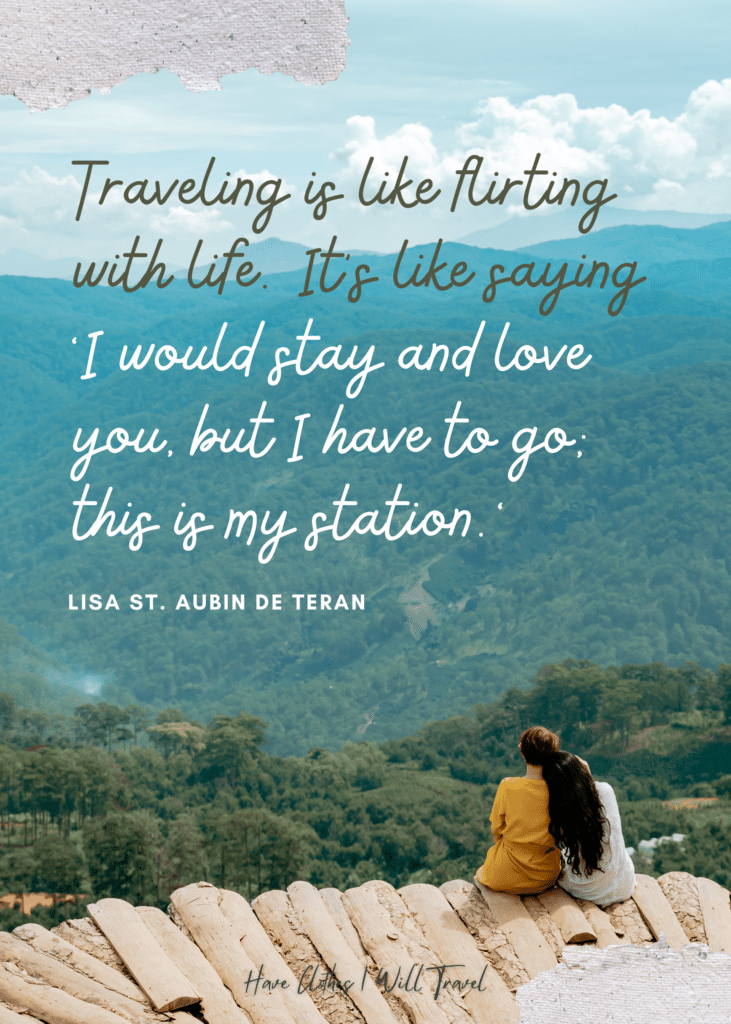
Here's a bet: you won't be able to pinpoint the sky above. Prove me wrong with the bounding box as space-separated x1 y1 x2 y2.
1 0 730 259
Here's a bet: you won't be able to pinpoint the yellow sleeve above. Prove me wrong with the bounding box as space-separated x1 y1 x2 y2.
490 780 508 841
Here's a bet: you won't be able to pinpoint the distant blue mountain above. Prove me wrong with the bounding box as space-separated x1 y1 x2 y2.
0 238 383 282
456 209 727 252
515 220 731 264
4 211 729 282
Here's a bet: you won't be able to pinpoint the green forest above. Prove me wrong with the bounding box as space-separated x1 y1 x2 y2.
1 222 731 926
1 225 731 754
1 656 730 932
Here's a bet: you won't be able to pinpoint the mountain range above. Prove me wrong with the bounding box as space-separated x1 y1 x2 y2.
1 219 731 754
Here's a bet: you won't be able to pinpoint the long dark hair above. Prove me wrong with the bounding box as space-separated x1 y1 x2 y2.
519 727 607 875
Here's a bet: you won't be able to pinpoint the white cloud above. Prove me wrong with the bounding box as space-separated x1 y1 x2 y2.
149 206 233 234
339 116 450 181
0 167 81 228
0 164 297 260
3 79 731 261
338 78 731 215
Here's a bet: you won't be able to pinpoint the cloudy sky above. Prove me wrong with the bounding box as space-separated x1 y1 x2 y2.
1 0 730 260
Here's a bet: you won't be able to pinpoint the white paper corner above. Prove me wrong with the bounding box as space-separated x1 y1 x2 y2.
0 0 350 112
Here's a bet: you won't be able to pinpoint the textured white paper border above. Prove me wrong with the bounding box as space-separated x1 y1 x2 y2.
0 0 349 112
517 941 731 1023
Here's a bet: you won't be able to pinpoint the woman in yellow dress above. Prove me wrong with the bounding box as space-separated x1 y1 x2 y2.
476 725 563 894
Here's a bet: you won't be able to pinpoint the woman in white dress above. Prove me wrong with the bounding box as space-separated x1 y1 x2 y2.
548 753 635 906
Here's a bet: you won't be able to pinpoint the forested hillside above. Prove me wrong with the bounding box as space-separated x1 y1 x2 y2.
1 658 731 932
0 225 730 754
521 219 731 264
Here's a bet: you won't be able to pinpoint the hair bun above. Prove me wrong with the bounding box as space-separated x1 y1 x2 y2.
519 725 561 766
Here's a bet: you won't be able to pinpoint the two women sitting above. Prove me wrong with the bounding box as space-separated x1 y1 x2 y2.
476 725 635 905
